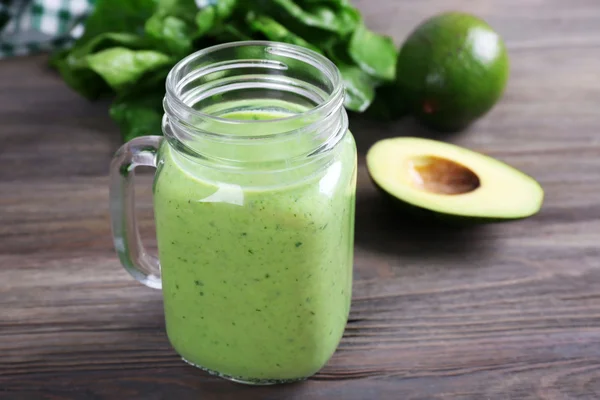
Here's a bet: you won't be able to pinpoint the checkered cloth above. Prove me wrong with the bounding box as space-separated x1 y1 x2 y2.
0 0 94 57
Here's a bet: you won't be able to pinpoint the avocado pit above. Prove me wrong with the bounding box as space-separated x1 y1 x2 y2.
408 155 480 195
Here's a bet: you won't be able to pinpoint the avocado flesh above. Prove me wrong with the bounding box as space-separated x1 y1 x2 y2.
366 137 544 221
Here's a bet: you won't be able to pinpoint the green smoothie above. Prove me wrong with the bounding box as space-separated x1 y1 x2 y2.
153 109 356 382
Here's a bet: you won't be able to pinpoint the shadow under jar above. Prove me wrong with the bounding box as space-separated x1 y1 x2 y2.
109 41 357 385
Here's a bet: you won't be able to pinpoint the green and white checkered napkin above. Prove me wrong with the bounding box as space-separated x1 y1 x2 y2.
0 0 95 58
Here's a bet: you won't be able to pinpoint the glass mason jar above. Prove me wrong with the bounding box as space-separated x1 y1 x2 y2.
109 41 357 385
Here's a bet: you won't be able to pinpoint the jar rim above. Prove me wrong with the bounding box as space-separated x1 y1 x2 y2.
164 40 344 130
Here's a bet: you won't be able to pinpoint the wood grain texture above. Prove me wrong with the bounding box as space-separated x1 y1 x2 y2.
1 0 600 399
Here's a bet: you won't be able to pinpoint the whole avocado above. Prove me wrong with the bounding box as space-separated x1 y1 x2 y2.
396 12 510 132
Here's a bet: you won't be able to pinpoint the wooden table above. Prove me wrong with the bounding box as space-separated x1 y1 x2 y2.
1 1 599 399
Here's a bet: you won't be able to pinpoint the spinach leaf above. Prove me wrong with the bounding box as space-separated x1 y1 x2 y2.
337 62 377 112
50 0 160 99
109 66 170 141
72 32 150 55
52 54 111 99
80 0 157 41
145 15 195 55
262 0 359 36
325 40 354 65
348 22 398 81
196 0 239 35
211 0 240 21
326 41 378 112
297 0 349 4
85 47 173 92
195 8 217 36
144 0 206 56
246 13 321 53
209 21 254 42
51 33 151 99
110 94 165 142
154 0 198 19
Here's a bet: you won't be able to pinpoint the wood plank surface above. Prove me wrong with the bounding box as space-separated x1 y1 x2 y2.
1 0 600 399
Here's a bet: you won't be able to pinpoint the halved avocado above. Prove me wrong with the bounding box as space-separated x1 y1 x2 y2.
366 137 544 223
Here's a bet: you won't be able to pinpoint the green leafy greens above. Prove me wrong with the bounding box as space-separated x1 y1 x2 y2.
51 0 398 140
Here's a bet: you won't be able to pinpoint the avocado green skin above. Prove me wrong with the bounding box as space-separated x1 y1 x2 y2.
368 175 532 225
396 12 510 132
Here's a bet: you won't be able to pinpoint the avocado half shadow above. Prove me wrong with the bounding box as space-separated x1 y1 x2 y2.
366 137 544 224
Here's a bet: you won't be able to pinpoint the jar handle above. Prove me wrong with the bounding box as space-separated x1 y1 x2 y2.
109 136 163 289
